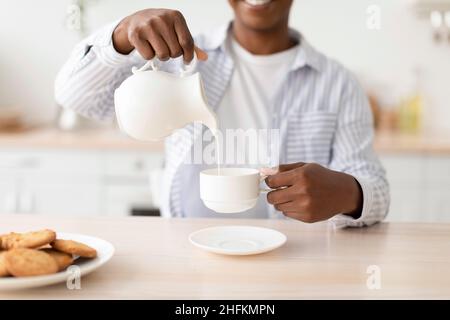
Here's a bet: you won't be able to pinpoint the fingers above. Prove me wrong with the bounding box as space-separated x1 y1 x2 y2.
273 202 297 213
127 9 207 63
267 188 294 205
282 211 318 224
271 202 318 224
261 163 306 188
173 15 207 61
136 24 206 63
265 170 295 189
158 22 183 59
260 167 278 176
148 31 171 61
278 162 306 172
272 199 316 223
128 31 155 60
173 13 195 62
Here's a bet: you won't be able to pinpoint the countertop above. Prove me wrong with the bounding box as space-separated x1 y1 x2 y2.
0 127 163 151
1 127 450 154
1 214 450 299
374 131 450 155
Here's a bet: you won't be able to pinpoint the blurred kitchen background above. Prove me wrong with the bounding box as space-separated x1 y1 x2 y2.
1 0 450 221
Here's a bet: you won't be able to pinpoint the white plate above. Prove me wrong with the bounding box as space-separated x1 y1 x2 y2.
0 232 115 291
189 226 287 256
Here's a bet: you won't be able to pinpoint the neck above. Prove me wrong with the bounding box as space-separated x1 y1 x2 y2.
231 21 296 55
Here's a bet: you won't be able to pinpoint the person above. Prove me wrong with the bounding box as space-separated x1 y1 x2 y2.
55 0 389 227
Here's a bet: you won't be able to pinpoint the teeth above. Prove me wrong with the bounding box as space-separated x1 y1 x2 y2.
244 0 272 6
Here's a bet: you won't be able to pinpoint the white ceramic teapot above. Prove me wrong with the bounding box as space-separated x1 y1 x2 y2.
114 55 217 141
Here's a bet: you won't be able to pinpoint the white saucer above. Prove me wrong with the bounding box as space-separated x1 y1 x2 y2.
189 226 287 256
0 232 115 290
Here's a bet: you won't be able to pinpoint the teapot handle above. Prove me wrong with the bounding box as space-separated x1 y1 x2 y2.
132 60 157 74
131 52 198 76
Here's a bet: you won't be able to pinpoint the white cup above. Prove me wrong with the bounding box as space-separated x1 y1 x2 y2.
200 167 270 213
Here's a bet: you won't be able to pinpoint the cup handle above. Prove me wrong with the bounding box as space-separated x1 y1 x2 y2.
260 187 273 194
259 175 273 194
259 174 287 194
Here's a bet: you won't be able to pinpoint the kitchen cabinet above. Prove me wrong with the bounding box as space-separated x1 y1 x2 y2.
380 154 450 222
104 184 156 216
2 149 450 221
0 175 18 213
0 149 164 217
1 128 450 222
104 151 163 178
102 151 164 216
23 182 102 216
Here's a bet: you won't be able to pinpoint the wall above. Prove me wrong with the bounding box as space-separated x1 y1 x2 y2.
1 0 449 131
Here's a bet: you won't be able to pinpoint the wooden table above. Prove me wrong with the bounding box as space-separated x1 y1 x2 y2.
1 214 450 299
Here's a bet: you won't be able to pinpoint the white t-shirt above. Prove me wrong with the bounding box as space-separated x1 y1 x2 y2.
217 35 299 169
180 34 299 219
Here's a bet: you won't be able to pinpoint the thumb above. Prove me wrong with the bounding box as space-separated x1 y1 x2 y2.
277 162 307 172
260 162 306 176
194 46 208 61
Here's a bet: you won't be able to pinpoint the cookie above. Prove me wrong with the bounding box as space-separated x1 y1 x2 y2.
51 239 97 258
41 249 74 271
4 248 58 277
0 229 56 250
36 244 52 250
0 252 10 277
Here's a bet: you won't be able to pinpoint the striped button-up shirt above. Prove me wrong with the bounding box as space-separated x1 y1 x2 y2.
55 22 389 227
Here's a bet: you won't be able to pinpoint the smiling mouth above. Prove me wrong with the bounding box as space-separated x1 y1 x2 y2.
243 0 273 7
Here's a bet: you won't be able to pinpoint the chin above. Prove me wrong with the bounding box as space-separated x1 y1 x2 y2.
229 0 291 31
239 17 279 32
